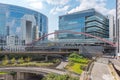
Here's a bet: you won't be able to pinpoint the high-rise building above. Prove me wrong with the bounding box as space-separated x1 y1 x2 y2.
58 9 109 40
107 15 115 42
0 3 48 50
116 0 120 55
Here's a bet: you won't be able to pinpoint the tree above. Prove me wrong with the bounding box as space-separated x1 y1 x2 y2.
25 57 32 62
11 57 16 64
2 55 9 65
18 57 24 64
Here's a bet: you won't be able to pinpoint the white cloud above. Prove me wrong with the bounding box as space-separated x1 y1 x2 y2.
46 0 70 15
25 0 43 10
45 0 69 5
50 5 70 14
29 2 43 9
68 0 115 16
107 9 116 17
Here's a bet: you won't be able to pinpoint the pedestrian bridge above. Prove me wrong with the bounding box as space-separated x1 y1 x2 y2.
0 51 70 55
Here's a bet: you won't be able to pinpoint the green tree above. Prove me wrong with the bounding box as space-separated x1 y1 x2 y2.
11 57 16 64
2 55 9 65
69 52 83 59
18 57 24 64
9 71 17 80
42 73 79 80
25 57 32 62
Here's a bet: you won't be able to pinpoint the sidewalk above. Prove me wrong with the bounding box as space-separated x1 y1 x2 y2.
91 58 114 80
56 61 68 69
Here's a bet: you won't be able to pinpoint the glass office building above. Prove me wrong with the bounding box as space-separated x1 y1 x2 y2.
0 3 48 50
58 9 109 39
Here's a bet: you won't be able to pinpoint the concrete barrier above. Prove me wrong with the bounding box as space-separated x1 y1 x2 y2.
108 63 120 80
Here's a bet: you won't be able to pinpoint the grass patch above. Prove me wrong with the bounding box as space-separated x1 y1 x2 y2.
65 52 90 74
65 62 87 74
0 72 8 75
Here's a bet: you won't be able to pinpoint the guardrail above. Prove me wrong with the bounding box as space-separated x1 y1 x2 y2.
80 57 98 80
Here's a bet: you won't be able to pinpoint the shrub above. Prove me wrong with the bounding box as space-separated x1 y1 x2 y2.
52 59 60 63
9 71 17 76
42 73 79 80
68 58 89 64
68 53 89 64
69 52 83 59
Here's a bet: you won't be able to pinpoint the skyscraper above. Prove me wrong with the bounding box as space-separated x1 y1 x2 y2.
116 0 120 55
107 15 115 42
58 9 109 40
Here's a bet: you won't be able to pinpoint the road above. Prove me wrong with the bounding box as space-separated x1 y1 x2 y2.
0 67 66 75
0 67 79 77
91 58 114 80
56 61 68 69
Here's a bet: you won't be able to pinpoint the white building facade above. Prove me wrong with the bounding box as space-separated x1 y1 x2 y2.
6 36 25 51
107 15 115 42
116 0 120 56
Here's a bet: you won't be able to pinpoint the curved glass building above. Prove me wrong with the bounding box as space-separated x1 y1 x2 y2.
0 3 48 51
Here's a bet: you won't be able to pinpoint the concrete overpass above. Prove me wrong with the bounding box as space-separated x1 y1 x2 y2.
0 67 67 80
0 67 66 75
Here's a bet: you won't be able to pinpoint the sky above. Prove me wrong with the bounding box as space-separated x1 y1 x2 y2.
0 0 116 38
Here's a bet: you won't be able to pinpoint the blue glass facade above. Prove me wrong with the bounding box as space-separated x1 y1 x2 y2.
58 9 109 39
0 3 48 46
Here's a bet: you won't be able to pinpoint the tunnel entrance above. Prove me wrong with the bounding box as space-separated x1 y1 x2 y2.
25 73 44 80
61 49 79 52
